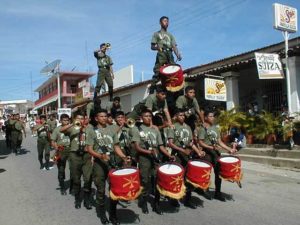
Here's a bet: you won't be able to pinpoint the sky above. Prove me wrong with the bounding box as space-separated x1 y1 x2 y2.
0 0 299 101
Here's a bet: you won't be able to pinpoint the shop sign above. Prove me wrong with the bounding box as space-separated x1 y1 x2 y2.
204 78 226 102
255 52 284 79
273 3 297 33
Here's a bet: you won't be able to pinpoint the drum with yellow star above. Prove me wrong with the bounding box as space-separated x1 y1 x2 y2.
109 167 143 201
156 162 186 199
217 156 243 187
186 160 212 190
159 64 185 92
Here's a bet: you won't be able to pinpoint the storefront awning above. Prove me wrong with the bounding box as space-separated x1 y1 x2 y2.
32 96 58 111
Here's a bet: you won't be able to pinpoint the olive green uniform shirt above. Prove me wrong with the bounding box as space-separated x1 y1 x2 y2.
65 124 93 152
35 124 48 138
198 125 220 146
151 30 176 49
131 124 163 149
94 52 113 69
176 95 200 112
47 119 57 132
14 121 24 132
144 94 168 113
167 122 193 148
51 126 70 147
85 125 119 154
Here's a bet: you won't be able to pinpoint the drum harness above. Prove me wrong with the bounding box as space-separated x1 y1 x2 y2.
94 128 118 168
137 125 161 164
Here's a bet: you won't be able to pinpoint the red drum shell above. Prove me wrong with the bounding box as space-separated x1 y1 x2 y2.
159 64 185 92
157 163 186 199
186 160 212 190
217 156 243 182
109 167 142 201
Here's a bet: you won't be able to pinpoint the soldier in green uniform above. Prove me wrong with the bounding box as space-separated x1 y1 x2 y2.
60 112 93 210
5 114 12 150
51 114 71 195
33 115 51 169
86 97 102 126
127 85 173 127
197 110 237 201
94 43 114 101
47 113 57 133
176 86 204 131
86 109 130 225
114 111 136 165
149 16 182 93
167 109 205 209
107 96 123 118
131 108 175 215
10 113 26 154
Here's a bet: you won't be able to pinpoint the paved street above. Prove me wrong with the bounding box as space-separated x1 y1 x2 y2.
1 133 300 225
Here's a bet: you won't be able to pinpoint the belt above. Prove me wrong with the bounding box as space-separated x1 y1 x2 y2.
162 48 172 52
98 66 110 70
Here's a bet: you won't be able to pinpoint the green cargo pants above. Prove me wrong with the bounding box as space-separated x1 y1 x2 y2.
138 154 157 199
57 148 70 182
69 152 92 195
151 50 175 88
37 137 50 165
95 69 113 92
11 131 22 152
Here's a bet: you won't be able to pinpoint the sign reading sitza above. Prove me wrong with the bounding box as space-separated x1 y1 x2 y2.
255 53 284 79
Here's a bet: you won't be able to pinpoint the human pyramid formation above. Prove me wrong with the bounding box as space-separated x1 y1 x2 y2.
32 16 243 225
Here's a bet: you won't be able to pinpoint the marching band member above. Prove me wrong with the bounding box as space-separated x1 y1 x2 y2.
85 109 130 225
33 115 51 169
10 113 26 155
167 109 205 209
197 110 237 201
150 16 182 94
107 96 123 119
127 85 173 128
131 108 175 215
176 86 204 130
94 43 114 101
50 114 71 195
60 112 93 210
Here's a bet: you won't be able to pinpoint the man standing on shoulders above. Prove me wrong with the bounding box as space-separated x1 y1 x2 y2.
150 16 182 93
94 43 114 101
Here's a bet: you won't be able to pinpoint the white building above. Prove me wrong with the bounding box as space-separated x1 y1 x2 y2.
0 100 34 117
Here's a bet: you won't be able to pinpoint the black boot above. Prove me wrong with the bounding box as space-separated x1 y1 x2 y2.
39 160 44 169
214 192 226 202
153 192 163 215
98 205 109 224
45 161 50 170
83 192 92 210
184 191 197 209
59 180 67 195
138 197 149 214
75 194 81 209
109 200 120 225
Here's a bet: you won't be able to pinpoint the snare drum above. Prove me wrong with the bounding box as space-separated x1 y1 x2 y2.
159 64 185 92
156 163 186 199
109 167 142 201
217 156 243 183
186 160 212 190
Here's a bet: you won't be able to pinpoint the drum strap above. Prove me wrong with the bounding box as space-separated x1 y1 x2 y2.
204 126 218 147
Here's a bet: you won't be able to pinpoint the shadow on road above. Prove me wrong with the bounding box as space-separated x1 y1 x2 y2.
0 168 7 173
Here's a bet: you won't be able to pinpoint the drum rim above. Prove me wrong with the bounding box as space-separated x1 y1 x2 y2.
188 159 212 167
158 162 184 174
109 167 139 176
218 155 240 163
159 63 182 74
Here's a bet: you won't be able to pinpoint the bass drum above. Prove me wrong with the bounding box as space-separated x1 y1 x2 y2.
156 163 186 199
186 160 212 190
159 64 185 92
217 156 243 187
109 167 142 201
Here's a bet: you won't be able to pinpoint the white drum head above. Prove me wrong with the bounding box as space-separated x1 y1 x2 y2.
159 164 182 174
219 157 239 163
113 168 137 175
190 161 210 168
162 65 180 74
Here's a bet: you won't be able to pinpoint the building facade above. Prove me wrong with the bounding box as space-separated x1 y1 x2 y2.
0 100 34 117
33 71 94 114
